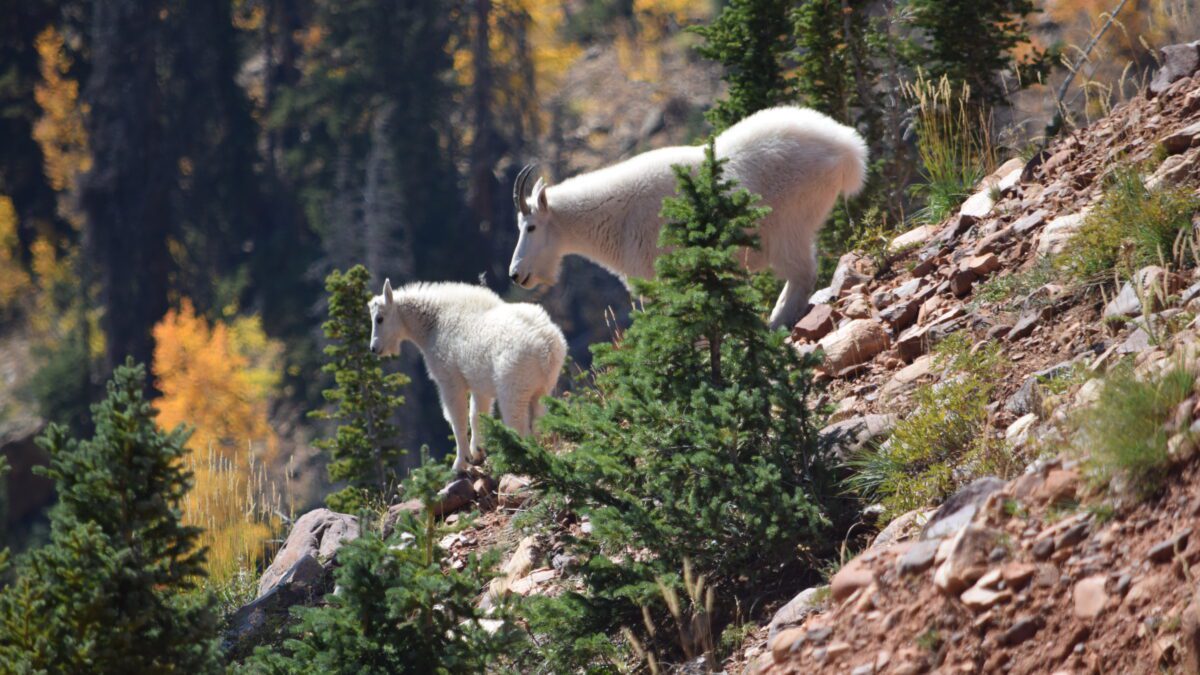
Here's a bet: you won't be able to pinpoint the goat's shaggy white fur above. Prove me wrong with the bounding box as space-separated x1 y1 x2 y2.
369 280 567 473
509 106 868 329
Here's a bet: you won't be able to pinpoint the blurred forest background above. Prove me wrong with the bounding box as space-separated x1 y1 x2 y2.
1 0 1197 561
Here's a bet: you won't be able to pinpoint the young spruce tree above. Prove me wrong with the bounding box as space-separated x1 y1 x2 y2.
0 360 219 672
692 0 797 131
908 0 1052 106
245 456 518 674
312 265 408 512
488 143 832 652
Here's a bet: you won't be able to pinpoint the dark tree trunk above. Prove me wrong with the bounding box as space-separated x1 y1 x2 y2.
81 0 170 381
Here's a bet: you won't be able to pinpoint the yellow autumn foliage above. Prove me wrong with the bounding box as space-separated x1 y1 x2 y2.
33 26 90 230
0 197 32 314
153 300 286 587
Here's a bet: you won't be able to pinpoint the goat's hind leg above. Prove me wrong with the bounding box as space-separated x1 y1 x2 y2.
438 380 472 474
767 237 818 331
498 387 533 438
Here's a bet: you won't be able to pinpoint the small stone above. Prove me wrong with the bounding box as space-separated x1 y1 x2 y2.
768 586 829 641
1002 562 1036 589
827 641 852 661
1001 616 1042 646
1073 575 1108 619
889 225 938 253
963 253 1001 276
1032 538 1055 560
770 626 807 663
897 539 941 575
949 269 978 297
1056 522 1089 551
496 474 533 508
1038 211 1089 255
1038 469 1079 505
1148 528 1193 563
961 586 1011 612
1005 414 1038 446
1007 309 1047 341
793 304 838 341
1011 209 1048 234
831 558 877 602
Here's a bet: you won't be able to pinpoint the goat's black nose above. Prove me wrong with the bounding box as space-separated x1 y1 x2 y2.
510 273 520 282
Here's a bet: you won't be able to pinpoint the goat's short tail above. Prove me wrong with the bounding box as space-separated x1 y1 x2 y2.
839 131 870 198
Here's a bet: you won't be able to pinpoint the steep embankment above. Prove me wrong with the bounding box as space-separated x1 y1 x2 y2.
742 49 1200 675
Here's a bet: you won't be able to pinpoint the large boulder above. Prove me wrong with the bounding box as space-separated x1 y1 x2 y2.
1151 41 1200 95
818 414 898 463
768 586 829 642
818 319 890 372
257 508 359 598
224 554 331 660
920 477 1005 541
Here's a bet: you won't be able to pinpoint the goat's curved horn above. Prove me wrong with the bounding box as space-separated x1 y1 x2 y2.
513 163 538 216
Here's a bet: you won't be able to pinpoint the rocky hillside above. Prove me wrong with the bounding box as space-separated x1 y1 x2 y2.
740 45 1200 675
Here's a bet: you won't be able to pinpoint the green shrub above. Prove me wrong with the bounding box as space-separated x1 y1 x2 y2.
487 142 832 670
1076 364 1194 499
0 361 219 672
1056 167 1200 282
311 265 409 513
244 457 518 674
849 333 1012 516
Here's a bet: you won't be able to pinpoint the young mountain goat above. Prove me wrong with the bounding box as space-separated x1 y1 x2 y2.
508 106 868 330
369 280 566 473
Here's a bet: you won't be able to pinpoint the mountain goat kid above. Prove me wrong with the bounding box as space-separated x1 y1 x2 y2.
369 280 567 473
509 106 868 330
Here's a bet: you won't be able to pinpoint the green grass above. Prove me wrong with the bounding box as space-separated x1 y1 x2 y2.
1056 166 1200 282
973 257 1057 309
916 628 942 653
847 333 1016 517
1077 364 1195 499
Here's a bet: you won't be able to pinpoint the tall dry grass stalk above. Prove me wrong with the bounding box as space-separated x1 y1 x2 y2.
182 444 293 594
904 71 996 224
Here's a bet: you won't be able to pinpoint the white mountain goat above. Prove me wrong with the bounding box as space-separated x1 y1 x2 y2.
508 106 868 330
369 280 567 473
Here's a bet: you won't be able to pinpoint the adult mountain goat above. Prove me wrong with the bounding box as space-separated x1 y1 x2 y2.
369 280 567 473
509 106 868 330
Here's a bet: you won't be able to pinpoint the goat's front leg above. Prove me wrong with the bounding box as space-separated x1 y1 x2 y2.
468 393 493 464
437 379 472 474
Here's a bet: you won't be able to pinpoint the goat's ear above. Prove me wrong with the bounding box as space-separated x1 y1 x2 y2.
383 278 394 305
533 177 549 212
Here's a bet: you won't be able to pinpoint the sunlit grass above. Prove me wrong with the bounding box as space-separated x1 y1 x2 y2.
905 72 996 224
182 446 292 613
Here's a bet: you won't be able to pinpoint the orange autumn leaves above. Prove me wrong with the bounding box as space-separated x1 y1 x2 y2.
153 299 280 465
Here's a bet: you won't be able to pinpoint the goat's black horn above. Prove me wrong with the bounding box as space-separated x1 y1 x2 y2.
513 163 538 215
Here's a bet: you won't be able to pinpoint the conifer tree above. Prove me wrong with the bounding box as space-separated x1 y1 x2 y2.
692 0 797 131
488 143 833 636
0 360 219 672
244 456 518 674
311 265 408 512
908 0 1051 106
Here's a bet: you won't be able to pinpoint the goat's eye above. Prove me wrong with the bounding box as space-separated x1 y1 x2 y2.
526 224 536 233
375 316 383 324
